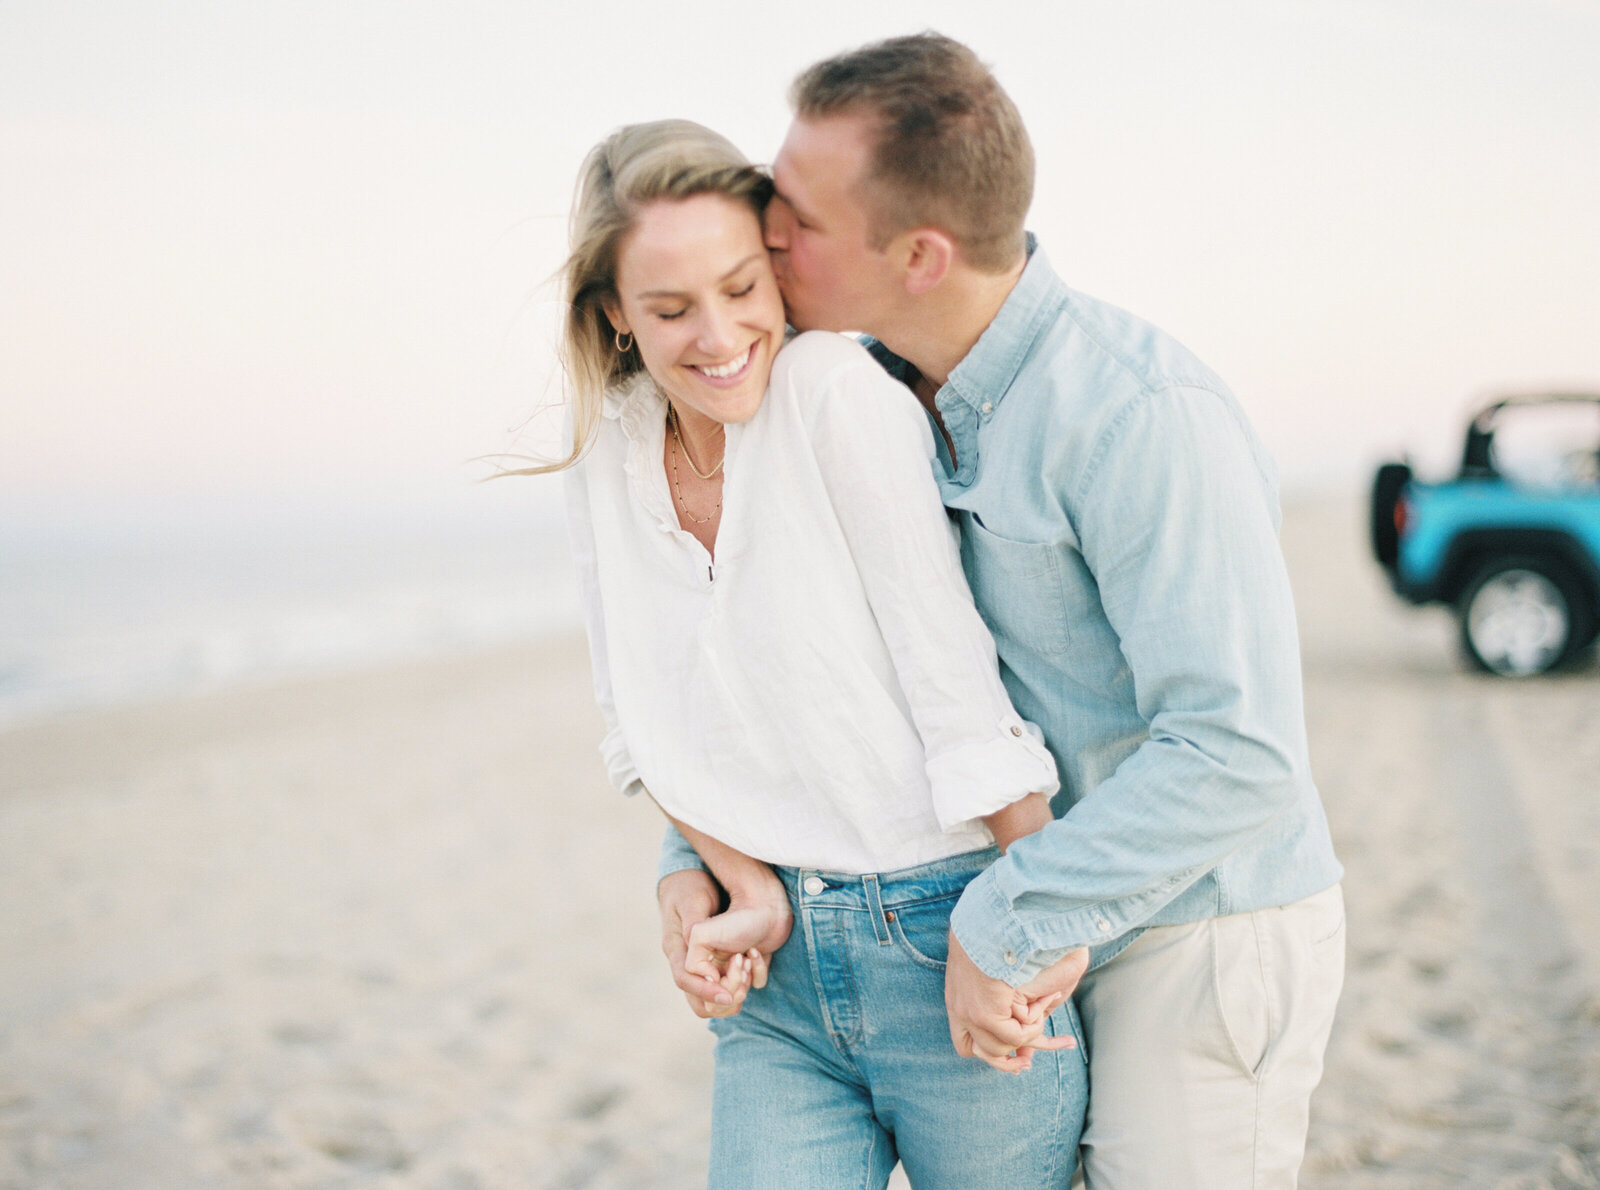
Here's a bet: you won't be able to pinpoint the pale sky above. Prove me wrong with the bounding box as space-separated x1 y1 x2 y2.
3 0 1598 533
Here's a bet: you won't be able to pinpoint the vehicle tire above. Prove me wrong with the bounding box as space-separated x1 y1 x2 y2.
1370 462 1412 568
1457 556 1597 676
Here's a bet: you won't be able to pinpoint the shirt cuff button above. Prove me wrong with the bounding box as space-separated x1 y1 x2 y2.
1095 918 1111 932
1003 950 1017 965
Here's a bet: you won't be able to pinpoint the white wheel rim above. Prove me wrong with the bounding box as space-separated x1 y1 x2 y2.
1467 570 1569 675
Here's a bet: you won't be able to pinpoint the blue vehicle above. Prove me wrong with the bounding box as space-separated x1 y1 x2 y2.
1371 394 1600 676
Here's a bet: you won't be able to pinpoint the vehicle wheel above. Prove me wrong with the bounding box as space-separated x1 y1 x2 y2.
1457 556 1596 676
1369 462 1412 568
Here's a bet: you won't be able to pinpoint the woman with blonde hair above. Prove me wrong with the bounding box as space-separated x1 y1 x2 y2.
534 118 1086 1188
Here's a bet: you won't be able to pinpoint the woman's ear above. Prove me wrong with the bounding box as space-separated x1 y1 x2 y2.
896 228 955 296
601 296 629 336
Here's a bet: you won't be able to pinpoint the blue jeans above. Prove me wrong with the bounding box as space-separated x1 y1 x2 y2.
708 848 1087 1189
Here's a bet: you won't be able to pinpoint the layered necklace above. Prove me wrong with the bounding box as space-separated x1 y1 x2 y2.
667 404 725 525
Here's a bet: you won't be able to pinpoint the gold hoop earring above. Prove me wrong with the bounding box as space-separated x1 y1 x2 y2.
614 330 633 353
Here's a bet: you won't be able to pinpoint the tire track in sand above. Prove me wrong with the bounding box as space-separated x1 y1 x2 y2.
1425 688 1600 1187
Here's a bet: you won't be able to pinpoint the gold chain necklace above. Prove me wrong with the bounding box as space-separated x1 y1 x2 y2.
668 405 725 480
667 422 721 526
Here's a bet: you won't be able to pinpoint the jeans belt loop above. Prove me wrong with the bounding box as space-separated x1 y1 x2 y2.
861 873 893 945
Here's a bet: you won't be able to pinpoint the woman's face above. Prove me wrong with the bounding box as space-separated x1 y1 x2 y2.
606 193 786 435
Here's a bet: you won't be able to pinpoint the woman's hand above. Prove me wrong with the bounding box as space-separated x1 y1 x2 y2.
685 887 794 993
656 815 793 1016
660 868 794 1018
659 868 736 1017
695 947 765 1019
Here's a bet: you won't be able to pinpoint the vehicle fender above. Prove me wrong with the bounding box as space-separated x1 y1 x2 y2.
1436 528 1600 608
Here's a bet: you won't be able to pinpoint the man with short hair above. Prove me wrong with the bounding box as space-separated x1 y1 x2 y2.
659 31 1345 1188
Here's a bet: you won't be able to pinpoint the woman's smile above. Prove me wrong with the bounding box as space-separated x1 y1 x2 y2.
690 342 757 384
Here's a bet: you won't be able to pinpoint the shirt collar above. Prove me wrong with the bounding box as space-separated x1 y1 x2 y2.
602 369 667 440
941 234 1066 416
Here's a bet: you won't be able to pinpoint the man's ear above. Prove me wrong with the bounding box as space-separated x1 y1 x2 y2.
896 228 955 295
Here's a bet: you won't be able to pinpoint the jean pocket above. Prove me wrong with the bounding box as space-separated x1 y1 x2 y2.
888 893 963 971
1046 997 1090 1068
959 514 1074 657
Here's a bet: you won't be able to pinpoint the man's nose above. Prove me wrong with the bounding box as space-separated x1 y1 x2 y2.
762 201 791 250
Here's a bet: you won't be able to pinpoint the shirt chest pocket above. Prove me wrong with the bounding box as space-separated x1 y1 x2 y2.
959 513 1075 657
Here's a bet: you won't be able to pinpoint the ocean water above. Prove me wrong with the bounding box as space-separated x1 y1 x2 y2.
0 493 580 730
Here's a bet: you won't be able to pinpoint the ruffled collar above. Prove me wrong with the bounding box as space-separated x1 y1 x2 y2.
603 369 669 443
600 370 682 536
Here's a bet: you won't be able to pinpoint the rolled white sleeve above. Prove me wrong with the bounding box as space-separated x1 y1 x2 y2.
564 463 646 799
789 334 1059 828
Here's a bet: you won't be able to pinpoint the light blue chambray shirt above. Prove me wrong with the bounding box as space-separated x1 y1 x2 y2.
659 239 1341 984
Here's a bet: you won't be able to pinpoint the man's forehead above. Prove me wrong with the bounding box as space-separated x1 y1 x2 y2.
775 115 872 203
780 112 873 162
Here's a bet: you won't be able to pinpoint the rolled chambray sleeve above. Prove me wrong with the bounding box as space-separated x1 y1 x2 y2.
658 822 709 884
950 386 1309 984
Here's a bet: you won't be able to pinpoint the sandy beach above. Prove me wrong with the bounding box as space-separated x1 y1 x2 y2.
2 496 1597 1189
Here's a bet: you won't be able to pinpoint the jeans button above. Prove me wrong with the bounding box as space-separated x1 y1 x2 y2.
803 876 825 896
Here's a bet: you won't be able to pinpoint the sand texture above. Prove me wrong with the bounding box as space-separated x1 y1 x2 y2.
2 498 1597 1189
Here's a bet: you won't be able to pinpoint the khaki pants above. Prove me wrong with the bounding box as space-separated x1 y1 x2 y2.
1074 884 1346 1189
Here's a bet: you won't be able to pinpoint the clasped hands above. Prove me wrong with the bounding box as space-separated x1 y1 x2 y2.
659 868 793 1018
944 932 1088 1073
661 868 1088 1073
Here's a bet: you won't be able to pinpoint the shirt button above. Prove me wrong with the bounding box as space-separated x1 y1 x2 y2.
1009 725 1023 737
980 401 994 415
1096 917 1112 933
803 876 825 896
1003 950 1017 965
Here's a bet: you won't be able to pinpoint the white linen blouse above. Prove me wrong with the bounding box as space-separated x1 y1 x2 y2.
565 330 1058 874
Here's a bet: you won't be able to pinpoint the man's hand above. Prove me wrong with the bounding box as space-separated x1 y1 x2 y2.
658 868 734 1017
945 932 1085 1073
1016 945 1090 1007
